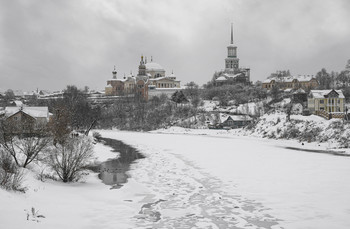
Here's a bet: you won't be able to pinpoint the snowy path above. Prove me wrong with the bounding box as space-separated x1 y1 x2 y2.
101 131 281 229
132 150 279 229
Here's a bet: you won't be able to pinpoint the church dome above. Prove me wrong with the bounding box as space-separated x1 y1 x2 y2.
145 62 165 71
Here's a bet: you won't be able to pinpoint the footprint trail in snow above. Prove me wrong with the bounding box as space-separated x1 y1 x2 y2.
128 146 282 229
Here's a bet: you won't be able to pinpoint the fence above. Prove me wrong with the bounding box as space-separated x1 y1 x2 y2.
315 110 344 120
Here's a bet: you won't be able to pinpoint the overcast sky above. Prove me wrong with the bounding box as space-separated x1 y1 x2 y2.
1 0 350 92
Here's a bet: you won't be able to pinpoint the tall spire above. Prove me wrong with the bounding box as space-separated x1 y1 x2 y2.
112 65 117 79
230 23 233 44
140 55 144 65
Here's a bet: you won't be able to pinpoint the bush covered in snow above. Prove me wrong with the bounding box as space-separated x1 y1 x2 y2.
244 112 350 149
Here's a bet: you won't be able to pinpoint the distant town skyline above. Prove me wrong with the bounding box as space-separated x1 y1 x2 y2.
1 0 350 92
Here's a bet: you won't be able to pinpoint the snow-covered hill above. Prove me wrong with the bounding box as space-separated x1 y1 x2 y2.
242 112 350 153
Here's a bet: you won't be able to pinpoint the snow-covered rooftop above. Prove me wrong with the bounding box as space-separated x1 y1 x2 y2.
293 88 306 94
310 90 345 99
215 76 227 81
219 113 253 123
5 106 49 119
148 77 179 82
225 73 242 78
216 73 243 82
264 75 316 83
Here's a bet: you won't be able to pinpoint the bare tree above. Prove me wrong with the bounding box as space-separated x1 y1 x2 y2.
62 85 100 133
48 104 71 145
0 119 51 168
285 102 293 122
47 136 94 183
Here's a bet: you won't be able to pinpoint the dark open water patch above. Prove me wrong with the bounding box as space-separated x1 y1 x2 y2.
98 138 145 189
284 146 350 157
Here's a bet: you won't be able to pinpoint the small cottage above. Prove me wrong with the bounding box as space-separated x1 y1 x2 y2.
221 114 253 128
3 106 52 132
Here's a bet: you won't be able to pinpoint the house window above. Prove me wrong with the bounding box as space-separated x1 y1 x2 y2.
338 99 341 104
14 117 18 120
320 107 324 111
320 100 324 104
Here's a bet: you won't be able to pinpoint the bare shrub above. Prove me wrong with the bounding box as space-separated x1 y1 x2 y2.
92 131 102 142
328 120 344 130
0 150 25 192
25 207 45 222
339 136 350 148
47 136 94 183
244 119 258 130
284 127 300 139
300 127 322 142
1 135 51 168
0 120 51 168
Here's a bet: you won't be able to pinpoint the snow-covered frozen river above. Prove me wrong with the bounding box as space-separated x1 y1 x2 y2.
100 130 350 229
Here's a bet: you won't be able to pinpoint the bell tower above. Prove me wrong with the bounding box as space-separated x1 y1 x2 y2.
112 65 117 79
225 24 239 73
138 55 146 76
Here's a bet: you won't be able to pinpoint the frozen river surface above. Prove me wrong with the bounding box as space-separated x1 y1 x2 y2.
100 130 350 229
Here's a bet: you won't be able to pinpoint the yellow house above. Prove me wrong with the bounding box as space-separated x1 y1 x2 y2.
308 89 345 119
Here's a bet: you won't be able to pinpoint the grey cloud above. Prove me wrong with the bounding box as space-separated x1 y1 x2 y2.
0 0 349 92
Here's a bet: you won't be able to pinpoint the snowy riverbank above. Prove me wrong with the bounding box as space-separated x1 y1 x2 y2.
152 114 350 156
0 142 148 229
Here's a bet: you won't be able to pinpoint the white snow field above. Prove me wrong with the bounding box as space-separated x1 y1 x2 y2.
1 129 350 228
99 130 350 229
